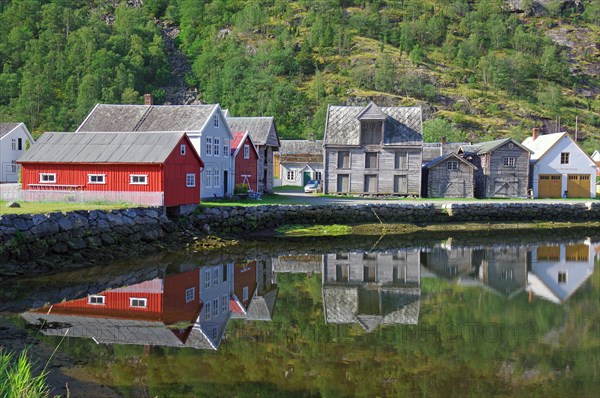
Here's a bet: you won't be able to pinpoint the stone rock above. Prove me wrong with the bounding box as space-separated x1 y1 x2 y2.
6 202 20 208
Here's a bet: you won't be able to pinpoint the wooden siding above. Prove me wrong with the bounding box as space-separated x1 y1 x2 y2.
325 147 422 195
163 136 202 207
163 268 202 325
234 136 259 191
234 261 258 309
425 161 475 198
474 143 530 198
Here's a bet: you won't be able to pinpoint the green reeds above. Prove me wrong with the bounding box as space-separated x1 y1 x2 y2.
0 348 51 398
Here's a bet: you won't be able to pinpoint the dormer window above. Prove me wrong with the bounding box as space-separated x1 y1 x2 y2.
360 120 383 145
213 114 219 127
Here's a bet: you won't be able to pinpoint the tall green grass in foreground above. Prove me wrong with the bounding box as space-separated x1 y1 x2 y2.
0 348 52 398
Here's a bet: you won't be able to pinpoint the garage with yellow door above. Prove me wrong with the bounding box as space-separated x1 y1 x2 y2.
538 174 562 198
567 174 591 198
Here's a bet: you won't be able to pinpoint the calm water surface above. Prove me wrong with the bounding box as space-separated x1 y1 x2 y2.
2 231 599 397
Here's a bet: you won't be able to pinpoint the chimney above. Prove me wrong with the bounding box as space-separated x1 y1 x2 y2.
144 93 154 106
532 127 540 141
441 136 447 145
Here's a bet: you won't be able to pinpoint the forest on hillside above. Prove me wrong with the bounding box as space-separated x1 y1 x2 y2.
0 0 598 151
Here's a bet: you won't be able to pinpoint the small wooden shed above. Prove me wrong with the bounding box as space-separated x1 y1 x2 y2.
422 153 476 198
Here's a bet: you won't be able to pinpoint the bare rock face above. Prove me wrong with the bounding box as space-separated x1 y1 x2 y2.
505 0 584 16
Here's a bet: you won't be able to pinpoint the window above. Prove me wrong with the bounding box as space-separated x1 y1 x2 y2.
360 120 383 145
186 173 196 187
213 298 219 316
11 139 16 150
205 301 211 320
222 295 227 312
88 295 105 305
503 157 516 167
212 326 218 340
337 151 350 169
18 138 22 151
445 266 458 277
88 174 105 184
394 175 408 194
337 174 350 192
447 161 458 170
558 272 567 283
214 138 220 156
213 268 219 286
286 170 296 181
244 144 250 159
222 264 228 282
129 175 147 185
508 143 514 150
223 140 229 156
314 171 322 181
186 287 195 303
243 286 249 301
214 171 220 187
213 114 219 127
40 173 56 183
8 161 16 173
204 169 212 188
365 152 378 169
180 144 186 155
394 151 408 170
130 298 147 308
205 270 211 288
560 152 570 164
206 137 212 155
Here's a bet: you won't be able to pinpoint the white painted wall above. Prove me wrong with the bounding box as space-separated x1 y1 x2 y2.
280 163 323 187
0 123 34 183
198 263 234 349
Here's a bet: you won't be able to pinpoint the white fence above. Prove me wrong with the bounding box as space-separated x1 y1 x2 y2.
0 184 164 206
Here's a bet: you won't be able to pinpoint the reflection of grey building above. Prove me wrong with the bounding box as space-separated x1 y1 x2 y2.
272 255 322 275
421 243 476 279
479 247 528 297
322 250 421 332
527 242 595 304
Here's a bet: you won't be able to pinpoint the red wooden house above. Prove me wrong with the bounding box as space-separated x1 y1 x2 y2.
230 260 258 316
231 131 259 192
18 132 203 208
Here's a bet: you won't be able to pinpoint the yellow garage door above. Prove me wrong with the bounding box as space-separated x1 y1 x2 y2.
567 175 591 198
538 175 562 198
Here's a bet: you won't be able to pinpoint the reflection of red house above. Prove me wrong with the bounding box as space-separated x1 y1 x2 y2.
230 261 258 315
18 132 204 207
231 131 259 192
40 269 202 342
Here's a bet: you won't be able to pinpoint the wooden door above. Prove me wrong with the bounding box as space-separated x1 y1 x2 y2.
538 175 562 198
364 174 378 193
337 174 349 193
443 180 465 198
394 175 408 194
567 175 591 198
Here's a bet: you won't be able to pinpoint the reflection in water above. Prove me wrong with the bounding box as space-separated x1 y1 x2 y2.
21 240 597 349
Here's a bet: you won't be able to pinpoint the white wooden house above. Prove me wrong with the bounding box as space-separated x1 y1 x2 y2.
0 122 34 182
277 139 324 187
522 131 596 198
77 100 234 199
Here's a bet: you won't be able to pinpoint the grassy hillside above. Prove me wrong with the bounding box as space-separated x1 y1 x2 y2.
0 0 598 152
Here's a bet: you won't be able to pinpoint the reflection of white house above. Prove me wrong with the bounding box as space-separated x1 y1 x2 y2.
322 250 421 332
527 242 595 304
522 131 597 198
276 139 323 187
0 122 34 182
197 263 234 349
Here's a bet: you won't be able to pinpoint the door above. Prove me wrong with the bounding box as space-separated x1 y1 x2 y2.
493 180 519 197
538 175 562 198
337 174 350 193
567 175 591 198
364 175 378 193
443 180 466 198
303 171 311 186
393 175 408 194
223 170 228 196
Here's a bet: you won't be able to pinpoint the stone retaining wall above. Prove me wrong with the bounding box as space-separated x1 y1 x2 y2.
1 202 599 271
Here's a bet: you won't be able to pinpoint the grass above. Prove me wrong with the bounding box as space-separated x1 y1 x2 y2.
200 193 310 207
276 224 352 236
0 348 53 398
0 201 136 215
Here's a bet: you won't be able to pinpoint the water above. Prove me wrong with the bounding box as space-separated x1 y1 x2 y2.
1 231 599 397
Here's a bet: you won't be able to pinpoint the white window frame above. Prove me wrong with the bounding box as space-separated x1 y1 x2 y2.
222 294 227 312
88 295 105 305
213 114 219 127
204 169 212 188
88 174 106 184
204 270 211 288
205 301 211 320
212 326 218 340
214 170 220 188
503 157 515 167
243 286 249 302
314 171 322 181
212 298 219 317
560 152 570 164
180 144 186 155
223 140 229 156
213 268 219 286
244 144 250 159
40 173 56 183
186 173 196 187
447 161 458 170
214 138 220 156
129 297 147 308
11 139 16 150
129 174 148 185
206 137 212 156
286 170 296 181
185 287 195 303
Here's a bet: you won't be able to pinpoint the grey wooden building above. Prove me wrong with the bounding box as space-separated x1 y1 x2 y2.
422 153 476 198
227 116 280 193
459 138 531 198
323 102 423 196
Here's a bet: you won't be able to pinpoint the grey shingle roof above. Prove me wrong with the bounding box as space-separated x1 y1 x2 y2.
461 138 532 155
226 117 280 147
19 132 186 163
424 153 477 170
247 289 278 321
279 140 323 155
422 143 442 162
324 103 422 146
77 104 217 132
0 122 21 139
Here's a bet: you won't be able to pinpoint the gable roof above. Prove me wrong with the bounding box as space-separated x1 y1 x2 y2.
460 138 532 156
230 131 258 158
422 142 471 162
522 132 595 165
279 140 323 155
592 150 600 161
226 116 280 147
423 153 477 170
77 104 222 134
19 132 201 164
0 122 21 139
324 103 422 146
